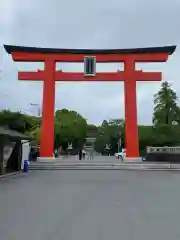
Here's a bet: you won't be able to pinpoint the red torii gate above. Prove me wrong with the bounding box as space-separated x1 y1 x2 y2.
4 45 176 159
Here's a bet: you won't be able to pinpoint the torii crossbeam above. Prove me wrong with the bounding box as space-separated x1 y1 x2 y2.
4 45 176 159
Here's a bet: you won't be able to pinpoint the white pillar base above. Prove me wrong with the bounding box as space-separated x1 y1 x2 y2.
124 157 142 163
37 157 57 162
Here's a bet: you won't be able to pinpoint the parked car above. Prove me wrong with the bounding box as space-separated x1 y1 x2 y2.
115 149 146 161
114 149 126 161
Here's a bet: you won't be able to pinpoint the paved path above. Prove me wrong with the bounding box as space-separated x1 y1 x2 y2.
1 170 180 239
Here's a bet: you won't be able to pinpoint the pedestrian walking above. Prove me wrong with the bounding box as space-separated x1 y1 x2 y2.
79 148 82 160
89 149 94 160
82 149 86 160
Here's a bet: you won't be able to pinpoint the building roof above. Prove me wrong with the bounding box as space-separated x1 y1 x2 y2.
0 126 33 141
86 129 98 138
4 45 176 55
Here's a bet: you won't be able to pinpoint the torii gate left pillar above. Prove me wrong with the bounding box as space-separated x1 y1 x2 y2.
41 59 56 157
4 45 176 159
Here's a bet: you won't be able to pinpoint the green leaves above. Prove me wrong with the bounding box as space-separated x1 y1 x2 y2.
95 119 123 154
153 81 179 125
54 109 87 149
0 110 41 133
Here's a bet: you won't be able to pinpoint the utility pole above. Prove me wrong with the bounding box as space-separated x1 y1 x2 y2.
118 137 122 152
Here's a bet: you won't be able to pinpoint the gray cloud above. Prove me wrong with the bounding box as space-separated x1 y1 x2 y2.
0 0 180 124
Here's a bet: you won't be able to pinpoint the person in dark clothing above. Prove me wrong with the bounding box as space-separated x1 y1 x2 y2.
82 149 86 159
79 149 82 160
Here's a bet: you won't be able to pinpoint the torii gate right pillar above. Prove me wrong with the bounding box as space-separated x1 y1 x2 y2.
123 51 175 158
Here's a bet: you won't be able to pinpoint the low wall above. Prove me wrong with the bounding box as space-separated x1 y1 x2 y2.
146 146 180 163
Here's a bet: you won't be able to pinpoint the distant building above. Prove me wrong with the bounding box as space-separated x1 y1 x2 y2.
84 128 97 151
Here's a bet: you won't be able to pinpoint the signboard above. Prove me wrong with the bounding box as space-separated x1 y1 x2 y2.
147 146 180 154
84 56 96 76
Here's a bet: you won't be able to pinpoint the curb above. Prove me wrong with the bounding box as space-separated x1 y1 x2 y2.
0 171 21 180
28 168 180 171
28 167 180 171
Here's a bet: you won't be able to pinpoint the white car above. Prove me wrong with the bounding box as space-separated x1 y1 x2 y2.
114 149 126 160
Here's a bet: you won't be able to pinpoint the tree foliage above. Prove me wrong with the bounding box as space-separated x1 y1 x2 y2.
95 119 124 154
0 110 41 133
28 126 41 141
54 109 87 149
153 81 179 125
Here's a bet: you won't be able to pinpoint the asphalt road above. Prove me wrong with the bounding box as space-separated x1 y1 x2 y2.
1 169 180 240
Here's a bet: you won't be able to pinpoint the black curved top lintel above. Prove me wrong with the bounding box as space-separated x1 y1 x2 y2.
4 45 176 55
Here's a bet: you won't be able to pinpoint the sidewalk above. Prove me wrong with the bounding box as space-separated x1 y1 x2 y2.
0 171 21 180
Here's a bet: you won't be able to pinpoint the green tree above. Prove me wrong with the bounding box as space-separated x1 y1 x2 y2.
95 123 110 153
138 124 180 155
86 124 98 136
54 109 87 150
138 125 155 155
153 81 179 125
0 110 41 133
95 119 124 154
27 126 41 141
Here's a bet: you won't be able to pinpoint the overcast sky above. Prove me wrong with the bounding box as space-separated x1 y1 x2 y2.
0 0 180 125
